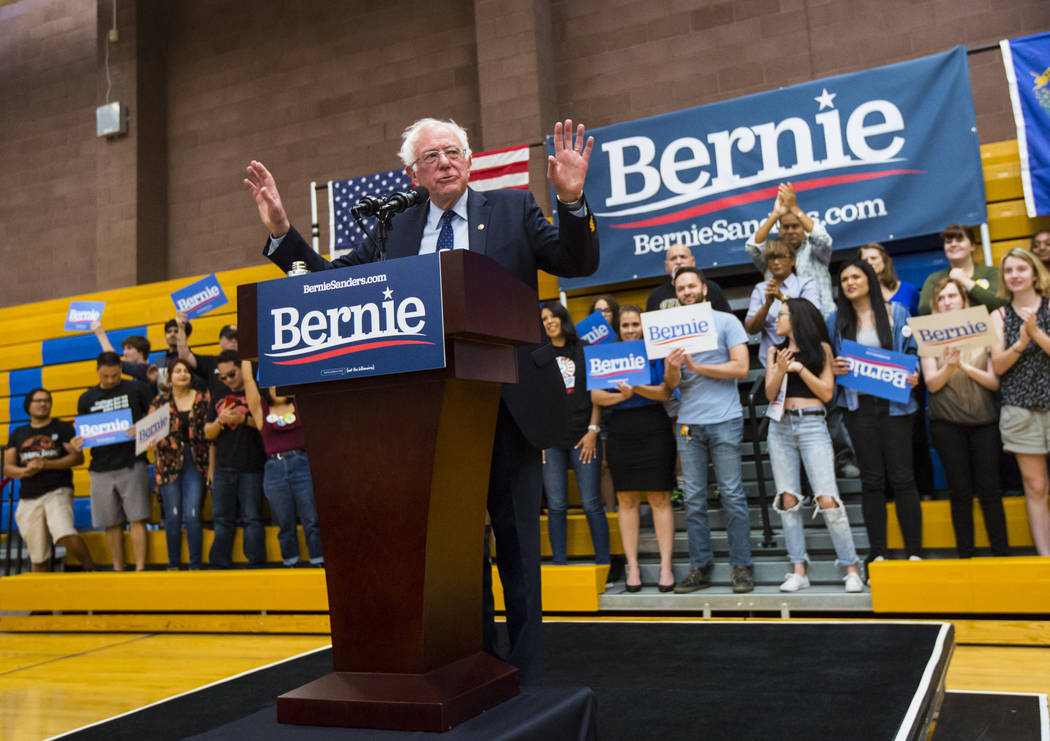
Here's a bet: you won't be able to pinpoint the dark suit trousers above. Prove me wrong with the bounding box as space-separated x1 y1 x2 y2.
482 400 543 686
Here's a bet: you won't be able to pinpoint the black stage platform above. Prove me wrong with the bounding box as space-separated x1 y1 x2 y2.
59 621 958 740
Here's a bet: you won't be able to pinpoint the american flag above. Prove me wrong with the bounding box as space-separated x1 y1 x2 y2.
327 143 531 257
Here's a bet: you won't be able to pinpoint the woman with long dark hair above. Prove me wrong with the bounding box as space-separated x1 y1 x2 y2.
921 277 1008 558
540 301 611 568
990 248 1050 556
828 259 923 568
591 305 676 592
766 298 863 592
150 358 209 569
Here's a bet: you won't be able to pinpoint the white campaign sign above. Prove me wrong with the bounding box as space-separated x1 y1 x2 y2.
640 302 718 359
134 403 170 456
906 305 996 358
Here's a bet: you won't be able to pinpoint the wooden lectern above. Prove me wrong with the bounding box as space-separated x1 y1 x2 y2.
238 250 540 732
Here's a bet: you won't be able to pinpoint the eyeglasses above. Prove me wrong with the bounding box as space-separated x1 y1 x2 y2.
767 254 793 262
415 147 465 167
29 397 51 404
218 371 239 380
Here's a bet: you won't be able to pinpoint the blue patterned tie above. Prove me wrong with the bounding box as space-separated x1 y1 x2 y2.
436 210 456 251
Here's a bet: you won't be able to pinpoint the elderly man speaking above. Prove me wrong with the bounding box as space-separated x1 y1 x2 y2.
245 118 599 685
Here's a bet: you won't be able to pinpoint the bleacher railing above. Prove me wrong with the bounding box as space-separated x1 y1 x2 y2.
747 376 777 549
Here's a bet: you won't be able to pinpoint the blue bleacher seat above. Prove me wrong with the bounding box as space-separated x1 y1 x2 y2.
41 327 148 367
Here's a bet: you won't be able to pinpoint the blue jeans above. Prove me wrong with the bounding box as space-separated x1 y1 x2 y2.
264 450 323 565
159 447 204 569
768 412 859 567
542 444 610 565
209 465 265 568
677 417 752 567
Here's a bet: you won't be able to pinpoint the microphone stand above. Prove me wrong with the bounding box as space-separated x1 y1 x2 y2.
374 211 393 263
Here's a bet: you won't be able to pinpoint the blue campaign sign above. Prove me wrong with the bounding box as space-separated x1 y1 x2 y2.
575 311 615 345
551 47 986 290
74 409 134 448
256 254 446 387
584 340 650 390
836 339 918 404
171 274 229 319
64 301 105 332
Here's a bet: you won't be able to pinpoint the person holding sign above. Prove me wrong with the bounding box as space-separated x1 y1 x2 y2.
663 268 754 594
148 359 211 570
765 299 863 593
539 302 610 570
828 260 923 570
591 306 676 592
990 248 1050 556
71 352 153 571
918 225 1007 316
921 278 1008 559
744 239 820 366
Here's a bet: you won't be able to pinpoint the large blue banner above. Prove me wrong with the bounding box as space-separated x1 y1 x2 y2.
256 255 446 387
1002 32 1050 217
552 47 985 290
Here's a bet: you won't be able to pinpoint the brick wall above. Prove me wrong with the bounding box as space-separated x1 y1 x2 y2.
0 0 98 306
0 0 1047 307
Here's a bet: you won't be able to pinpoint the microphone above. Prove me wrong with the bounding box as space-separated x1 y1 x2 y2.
350 195 384 219
378 185 429 216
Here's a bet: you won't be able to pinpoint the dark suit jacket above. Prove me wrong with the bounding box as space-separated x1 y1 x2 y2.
263 187 600 449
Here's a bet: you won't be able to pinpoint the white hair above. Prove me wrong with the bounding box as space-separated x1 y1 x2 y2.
398 118 472 168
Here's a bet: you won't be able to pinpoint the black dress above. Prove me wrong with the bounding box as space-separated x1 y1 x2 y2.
603 361 676 492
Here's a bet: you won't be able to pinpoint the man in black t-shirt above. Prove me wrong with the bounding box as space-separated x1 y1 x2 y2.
175 313 238 398
204 349 266 568
646 243 731 313
71 352 154 571
5 388 95 571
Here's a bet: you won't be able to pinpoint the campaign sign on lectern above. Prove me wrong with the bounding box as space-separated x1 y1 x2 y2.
256 255 446 387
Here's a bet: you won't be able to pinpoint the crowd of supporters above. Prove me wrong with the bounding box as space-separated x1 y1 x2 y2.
5 315 323 571
540 189 1050 593
6 209 1050 584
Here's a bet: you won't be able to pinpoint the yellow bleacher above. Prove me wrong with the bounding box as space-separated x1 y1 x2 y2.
981 139 1050 265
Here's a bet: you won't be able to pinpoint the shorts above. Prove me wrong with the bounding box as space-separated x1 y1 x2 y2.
89 461 152 528
1000 405 1050 456
14 487 77 564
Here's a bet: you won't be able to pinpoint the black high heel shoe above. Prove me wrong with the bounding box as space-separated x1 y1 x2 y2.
625 582 642 593
658 582 675 593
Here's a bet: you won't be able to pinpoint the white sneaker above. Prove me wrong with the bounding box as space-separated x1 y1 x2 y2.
908 555 922 561
779 573 810 592
844 572 864 593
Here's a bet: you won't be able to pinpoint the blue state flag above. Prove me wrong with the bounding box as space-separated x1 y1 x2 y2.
584 340 651 390
550 47 985 290
64 301 105 332
74 409 134 448
255 254 446 387
1002 32 1050 217
575 311 615 345
836 340 918 404
171 274 228 319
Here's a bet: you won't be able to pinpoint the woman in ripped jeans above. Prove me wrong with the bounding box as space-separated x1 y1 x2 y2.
764 298 864 593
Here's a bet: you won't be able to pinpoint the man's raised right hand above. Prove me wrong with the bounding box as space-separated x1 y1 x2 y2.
244 160 291 238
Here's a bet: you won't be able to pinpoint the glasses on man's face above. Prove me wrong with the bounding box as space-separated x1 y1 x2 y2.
218 371 238 380
30 397 51 404
415 147 465 167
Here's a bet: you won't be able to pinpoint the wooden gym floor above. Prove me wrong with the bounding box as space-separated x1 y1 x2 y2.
1 618 1047 741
